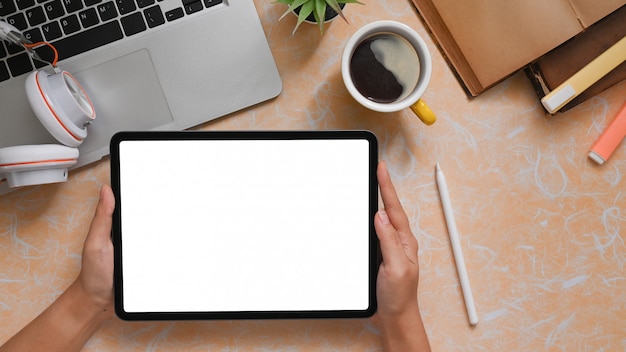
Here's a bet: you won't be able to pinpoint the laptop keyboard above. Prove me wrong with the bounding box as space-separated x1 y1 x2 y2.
0 0 222 82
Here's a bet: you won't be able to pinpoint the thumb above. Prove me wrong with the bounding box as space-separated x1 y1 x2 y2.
86 184 115 244
375 209 405 270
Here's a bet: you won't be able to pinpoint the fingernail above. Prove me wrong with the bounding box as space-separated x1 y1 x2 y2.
378 209 390 225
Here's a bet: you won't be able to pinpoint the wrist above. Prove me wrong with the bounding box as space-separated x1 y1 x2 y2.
379 307 421 335
68 279 114 321
378 300 420 327
379 304 430 352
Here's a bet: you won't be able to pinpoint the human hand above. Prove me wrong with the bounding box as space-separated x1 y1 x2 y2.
0 185 116 352
72 184 115 315
375 161 430 351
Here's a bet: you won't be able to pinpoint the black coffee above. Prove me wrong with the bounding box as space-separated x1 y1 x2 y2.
349 33 420 104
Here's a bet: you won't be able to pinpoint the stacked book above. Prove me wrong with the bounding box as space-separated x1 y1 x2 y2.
411 0 626 113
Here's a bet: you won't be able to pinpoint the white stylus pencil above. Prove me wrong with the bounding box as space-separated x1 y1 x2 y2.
435 163 478 326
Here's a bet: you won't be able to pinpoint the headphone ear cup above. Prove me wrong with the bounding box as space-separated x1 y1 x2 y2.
0 144 79 188
25 71 96 147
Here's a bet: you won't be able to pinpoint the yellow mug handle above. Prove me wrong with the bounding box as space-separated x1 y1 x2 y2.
410 99 436 125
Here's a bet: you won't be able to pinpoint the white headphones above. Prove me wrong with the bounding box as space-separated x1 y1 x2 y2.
0 20 95 191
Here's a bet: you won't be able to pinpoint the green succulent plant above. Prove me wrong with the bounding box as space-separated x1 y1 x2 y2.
276 0 363 34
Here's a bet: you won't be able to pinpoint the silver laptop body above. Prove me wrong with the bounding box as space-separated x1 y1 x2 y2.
0 0 282 167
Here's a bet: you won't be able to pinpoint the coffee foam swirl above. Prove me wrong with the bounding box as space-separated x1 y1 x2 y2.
369 34 420 101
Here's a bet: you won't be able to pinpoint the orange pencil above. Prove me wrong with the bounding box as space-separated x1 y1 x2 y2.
589 102 626 165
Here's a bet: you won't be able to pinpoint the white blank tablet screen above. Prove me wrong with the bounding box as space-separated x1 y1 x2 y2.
118 139 371 313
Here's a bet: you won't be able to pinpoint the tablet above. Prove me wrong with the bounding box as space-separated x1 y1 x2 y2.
110 131 379 320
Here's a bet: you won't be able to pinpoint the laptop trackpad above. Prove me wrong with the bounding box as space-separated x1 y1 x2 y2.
75 49 173 160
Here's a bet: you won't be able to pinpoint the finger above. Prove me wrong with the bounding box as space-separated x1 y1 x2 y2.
377 162 418 256
86 184 115 245
377 161 411 231
374 209 407 270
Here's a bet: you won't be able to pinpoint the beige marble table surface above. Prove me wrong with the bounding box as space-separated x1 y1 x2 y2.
2 0 626 350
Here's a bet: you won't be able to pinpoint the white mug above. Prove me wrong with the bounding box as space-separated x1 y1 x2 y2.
342 20 436 125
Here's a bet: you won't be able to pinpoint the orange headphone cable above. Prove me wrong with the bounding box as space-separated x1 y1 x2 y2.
23 41 59 67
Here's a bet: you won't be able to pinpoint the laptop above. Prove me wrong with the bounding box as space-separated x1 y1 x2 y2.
0 0 282 168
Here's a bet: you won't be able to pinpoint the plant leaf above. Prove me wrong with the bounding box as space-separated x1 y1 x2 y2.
293 0 315 34
278 0 310 21
314 0 326 33
325 0 347 23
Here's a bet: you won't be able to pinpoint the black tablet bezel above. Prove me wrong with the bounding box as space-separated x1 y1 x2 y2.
110 130 379 320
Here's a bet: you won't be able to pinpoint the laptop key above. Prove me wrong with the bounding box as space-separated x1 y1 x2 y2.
6 41 24 55
120 12 145 36
16 0 34 10
97 1 117 21
115 0 134 15
165 7 182 21
42 20 63 40
135 0 153 9
0 0 17 16
23 27 44 42
26 6 47 26
37 20 123 61
0 61 10 82
78 7 99 27
203 0 220 8
60 13 80 34
62 0 82 13
143 5 163 28
44 0 65 20
7 52 32 77
183 0 200 15
7 12 28 30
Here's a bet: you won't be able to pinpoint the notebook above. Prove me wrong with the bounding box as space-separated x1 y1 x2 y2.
526 5 626 113
110 130 379 320
0 0 282 167
411 0 625 96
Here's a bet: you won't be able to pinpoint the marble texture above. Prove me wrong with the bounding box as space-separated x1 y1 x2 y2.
1 0 626 350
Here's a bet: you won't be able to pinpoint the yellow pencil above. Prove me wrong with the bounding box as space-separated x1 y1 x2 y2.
541 36 626 114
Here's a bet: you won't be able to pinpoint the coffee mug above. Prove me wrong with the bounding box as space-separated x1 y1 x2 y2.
342 20 436 125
